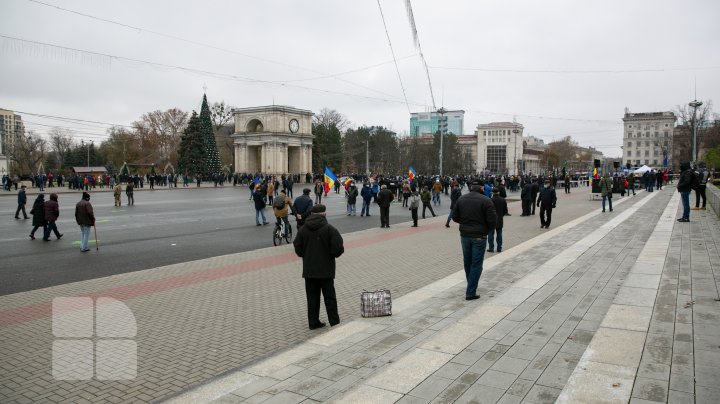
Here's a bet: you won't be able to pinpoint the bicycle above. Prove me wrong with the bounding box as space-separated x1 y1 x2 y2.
273 218 293 246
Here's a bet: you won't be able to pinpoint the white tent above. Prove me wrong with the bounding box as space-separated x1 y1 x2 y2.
633 165 651 174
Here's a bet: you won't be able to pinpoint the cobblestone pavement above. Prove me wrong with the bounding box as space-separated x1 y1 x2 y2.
165 188 719 404
4 187 718 404
0 186 601 403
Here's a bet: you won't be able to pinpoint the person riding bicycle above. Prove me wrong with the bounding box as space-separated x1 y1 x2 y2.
273 190 294 236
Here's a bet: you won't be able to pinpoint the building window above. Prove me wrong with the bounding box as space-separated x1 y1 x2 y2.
665 123 669 127
646 141 650 147
486 145 507 174
645 150 649 156
628 132 633 137
628 141 632 147
627 150 631 156
664 131 669 137
653 160 658 165
636 150 640 157
645 160 649 165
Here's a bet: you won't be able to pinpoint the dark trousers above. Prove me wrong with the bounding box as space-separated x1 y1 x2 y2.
44 220 61 240
422 203 436 218
15 204 28 219
629 185 635 195
380 206 390 227
305 278 339 327
521 200 531 216
565 185 570 194
540 205 553 227
695 185 707 208
411 208 418 226
30 224 46 237
531 196 537 214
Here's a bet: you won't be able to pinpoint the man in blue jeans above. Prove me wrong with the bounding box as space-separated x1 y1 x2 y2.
452 181 498 300
74 192 95 252
676 161 694 222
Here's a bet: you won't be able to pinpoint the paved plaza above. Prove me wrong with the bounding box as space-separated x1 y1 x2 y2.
1 186 719 403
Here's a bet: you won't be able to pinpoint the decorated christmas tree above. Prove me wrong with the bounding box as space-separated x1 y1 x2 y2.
177 111 205 176
199 94 221 177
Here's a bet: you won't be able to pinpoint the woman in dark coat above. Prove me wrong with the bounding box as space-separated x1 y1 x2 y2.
29 194 46 240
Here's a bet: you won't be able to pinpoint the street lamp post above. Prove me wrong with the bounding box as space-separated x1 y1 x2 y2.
437 107 447 176
512 121 520 176
82 140 93 168
689 100 702 163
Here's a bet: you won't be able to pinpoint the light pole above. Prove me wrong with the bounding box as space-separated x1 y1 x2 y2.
512 121 520 176
82 140 93 167
689 100 702 163
437 107 447 176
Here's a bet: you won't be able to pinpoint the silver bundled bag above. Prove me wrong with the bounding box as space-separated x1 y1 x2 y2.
361 289 392 318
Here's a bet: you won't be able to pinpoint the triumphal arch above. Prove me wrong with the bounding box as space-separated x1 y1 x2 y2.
231 105 313 175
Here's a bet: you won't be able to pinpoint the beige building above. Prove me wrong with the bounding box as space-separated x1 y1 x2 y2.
622 109 675 168
231 105 313 175
0 108 24 175
475 122 524 175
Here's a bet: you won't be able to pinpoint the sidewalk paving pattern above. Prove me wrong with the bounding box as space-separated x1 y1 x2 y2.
1 187 719 404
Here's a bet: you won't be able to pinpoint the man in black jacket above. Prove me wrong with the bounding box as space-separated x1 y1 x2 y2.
15 185 28 219
676 161 694 222
293 188 314 229
293 204 345 329
520 182 533 216
445 181 462 227
376 184 394 228
488 190 507 252
536 178 557 229
530 178 539 215
452 182 497 300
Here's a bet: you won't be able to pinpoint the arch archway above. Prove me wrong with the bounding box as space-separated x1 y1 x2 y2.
246 119 264 133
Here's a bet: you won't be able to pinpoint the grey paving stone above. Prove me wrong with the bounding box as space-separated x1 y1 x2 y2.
408 375 454 400
522 384 561 404
631 377 668 402
260 390 306 404
490 356 530 375
667 389 694 404
505 378 534 397
496 394 523 404
396 394 431 404
696 385 720 404
505 344 543 361
476 370 517 390
637 360 670 381
455 383 505 404
695 364 720 388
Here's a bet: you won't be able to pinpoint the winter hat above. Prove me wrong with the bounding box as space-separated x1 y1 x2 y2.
303 188 311 195
82 192 91 200
311 204 326 213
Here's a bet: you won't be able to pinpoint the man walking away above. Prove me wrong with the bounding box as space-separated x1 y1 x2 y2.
360 182 373 217
488 189 507 252
43 193 63 241
452 181 497 300
253 185 269 226
599 173 613 212
692 161 709 211
628 174 636 195
74 192 95 252
15 185 29 219
420 186 436 218
530 178 539 215
113 183 122 207
376 184 394 228
564 173 571 194
293 204 344 330
520 181 532 216
293 188 314 229
29 194 46 240
677 161 695 222
409 190 420 227
126 182 135 206
446 181 462 227
537 178 557 229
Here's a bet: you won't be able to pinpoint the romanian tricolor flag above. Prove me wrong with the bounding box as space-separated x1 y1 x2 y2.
408 166 417 182
591 167 598 185
324 166 337 194
344 177 353 188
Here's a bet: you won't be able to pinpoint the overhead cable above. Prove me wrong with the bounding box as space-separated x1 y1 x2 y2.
376 0 411 114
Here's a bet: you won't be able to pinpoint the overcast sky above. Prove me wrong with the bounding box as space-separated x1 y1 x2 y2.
2 0 719 157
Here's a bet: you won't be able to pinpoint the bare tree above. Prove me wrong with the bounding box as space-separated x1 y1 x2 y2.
313 108 350 132
674 100 714 164
132 108 188 165
47 127 74 169
210 101 235 166
8 130 47 174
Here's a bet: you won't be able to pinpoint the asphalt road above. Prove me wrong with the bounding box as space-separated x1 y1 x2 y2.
0 186 461 295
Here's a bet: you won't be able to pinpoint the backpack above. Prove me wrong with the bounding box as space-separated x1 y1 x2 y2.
273 196 286 210
691 171 700 191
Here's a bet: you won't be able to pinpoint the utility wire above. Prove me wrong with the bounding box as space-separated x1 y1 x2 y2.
404 0 436 109
25 0 413 101
428 65 720 74
376 0 411 114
